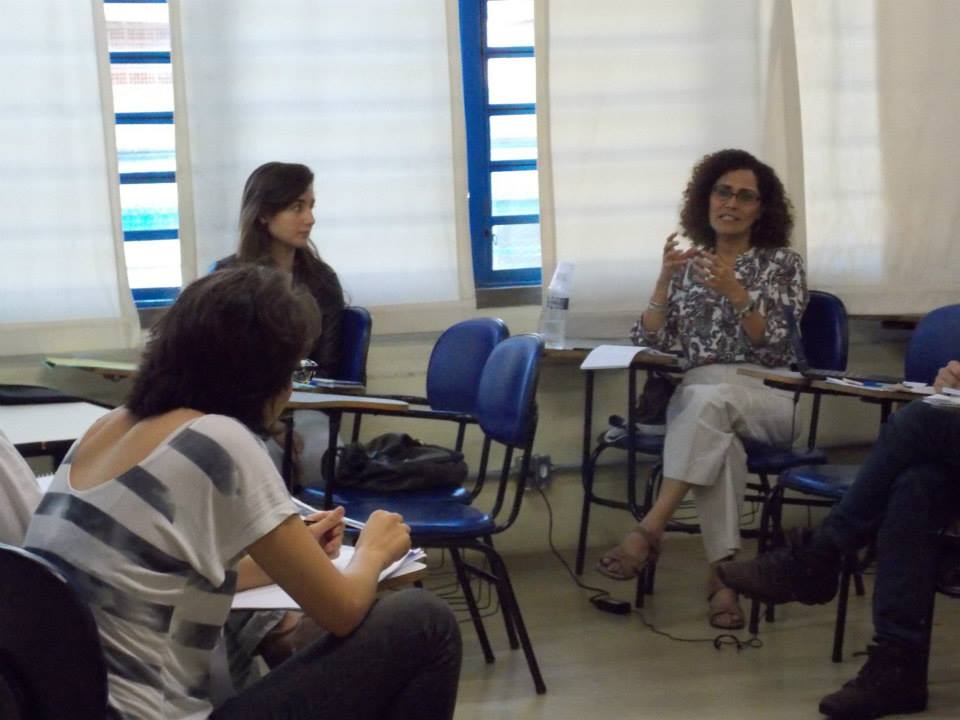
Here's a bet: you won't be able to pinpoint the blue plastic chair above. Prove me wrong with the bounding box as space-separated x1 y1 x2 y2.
299 318 508 508
336 306 372 384
329 334 547 694
281 306 373 486
755 302 960 660
0 543 108 719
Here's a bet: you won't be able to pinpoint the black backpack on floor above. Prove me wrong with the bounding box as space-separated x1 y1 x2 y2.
332 432 467 492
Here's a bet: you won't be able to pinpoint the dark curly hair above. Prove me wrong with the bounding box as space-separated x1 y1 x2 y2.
126 265 321 435
679 148 793 249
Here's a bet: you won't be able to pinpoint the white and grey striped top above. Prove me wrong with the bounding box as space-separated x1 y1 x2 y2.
24 413 295 720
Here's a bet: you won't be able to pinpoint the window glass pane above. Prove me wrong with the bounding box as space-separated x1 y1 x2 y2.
111 64 173 114
487 57 535 105
486 0 534 48
104 3 171 52
491 170 539 216
489 114 537 161
492 223 540 270
119 182 179 232
116 124 176 174
124 239 182 290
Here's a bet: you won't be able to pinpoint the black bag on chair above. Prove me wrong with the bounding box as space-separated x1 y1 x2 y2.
333 432 468 491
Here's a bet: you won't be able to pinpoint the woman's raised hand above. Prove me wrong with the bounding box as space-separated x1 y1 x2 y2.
355 510 412 570
658 232 696 282
690 251 744 301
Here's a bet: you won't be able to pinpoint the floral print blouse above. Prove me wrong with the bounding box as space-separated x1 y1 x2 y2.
632 247 807 370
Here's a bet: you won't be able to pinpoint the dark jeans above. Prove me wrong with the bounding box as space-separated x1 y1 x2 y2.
820 400 960 649
211 589 462 720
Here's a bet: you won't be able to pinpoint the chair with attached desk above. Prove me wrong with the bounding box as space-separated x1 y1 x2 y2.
575 291 845 607
281 305 373 487
0 543 108 720
753 302 960 661
322 334 547 694
299 317 509 508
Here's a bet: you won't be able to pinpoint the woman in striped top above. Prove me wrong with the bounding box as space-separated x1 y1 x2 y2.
24 266 461 720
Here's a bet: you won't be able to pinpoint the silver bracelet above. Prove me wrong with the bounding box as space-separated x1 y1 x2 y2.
647 299 669 312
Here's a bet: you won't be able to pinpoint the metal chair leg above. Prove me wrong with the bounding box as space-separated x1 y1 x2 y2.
576 451 600 575
450 548 495 664
482 537 518 650
484 549 546 694
832 553 855 663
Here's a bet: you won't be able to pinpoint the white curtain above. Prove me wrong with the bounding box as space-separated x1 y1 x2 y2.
542 1 802 336
174 0 468 317
797 0 960 315
0 1 138 356
543 0 960 329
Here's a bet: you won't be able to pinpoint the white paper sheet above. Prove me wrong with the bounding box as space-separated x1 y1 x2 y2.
579 345 672 370
231 545 427 610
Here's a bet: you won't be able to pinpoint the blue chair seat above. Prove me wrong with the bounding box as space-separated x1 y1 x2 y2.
778 463 860 500
745 443 828 475
298 484 471 508
337 498 496 537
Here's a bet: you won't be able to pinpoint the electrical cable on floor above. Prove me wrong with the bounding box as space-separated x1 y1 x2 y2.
534 484 763 652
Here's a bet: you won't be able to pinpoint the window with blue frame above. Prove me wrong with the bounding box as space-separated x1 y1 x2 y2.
104 0 181 309
460 0 542 289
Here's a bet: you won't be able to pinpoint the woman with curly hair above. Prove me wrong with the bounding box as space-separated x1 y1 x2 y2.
597 149 808 630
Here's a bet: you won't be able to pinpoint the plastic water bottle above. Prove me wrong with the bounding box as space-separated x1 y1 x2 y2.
539 262 574 349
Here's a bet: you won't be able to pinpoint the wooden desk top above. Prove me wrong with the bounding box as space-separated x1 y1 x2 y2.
0 401 111 448
544 344 679 369
44 356 139 380
285 391 409 412
737 367 920 403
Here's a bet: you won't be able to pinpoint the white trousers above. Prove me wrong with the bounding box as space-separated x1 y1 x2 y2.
662 364 796 563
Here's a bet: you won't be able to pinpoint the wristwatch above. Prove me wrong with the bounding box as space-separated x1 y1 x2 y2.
734 297 755 320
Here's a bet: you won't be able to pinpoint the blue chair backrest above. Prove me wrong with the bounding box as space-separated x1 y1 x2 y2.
801 290 848 372
336 306 372 384
426 318 509 413
904 303 960 383
475 334 543 447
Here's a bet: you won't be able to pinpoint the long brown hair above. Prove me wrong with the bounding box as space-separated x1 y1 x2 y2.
237 161 343 313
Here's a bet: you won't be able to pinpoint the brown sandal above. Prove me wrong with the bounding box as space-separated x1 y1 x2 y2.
707 584 746 630
596 526 661 581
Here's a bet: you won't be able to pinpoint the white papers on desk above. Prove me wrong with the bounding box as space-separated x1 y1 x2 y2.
896 383 960 398
898 381 936 395
579 345 673 370
823 377 899 391
231 545 427 610
924 391 960 410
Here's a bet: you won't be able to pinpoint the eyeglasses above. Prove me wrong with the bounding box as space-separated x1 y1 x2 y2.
292 358 318 384
712 184 761 205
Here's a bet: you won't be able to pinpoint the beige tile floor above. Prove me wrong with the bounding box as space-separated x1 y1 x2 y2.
426 535 960 720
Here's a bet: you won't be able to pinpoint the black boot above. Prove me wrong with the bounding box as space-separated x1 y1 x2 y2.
819 640 928 719
716 527 840 605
